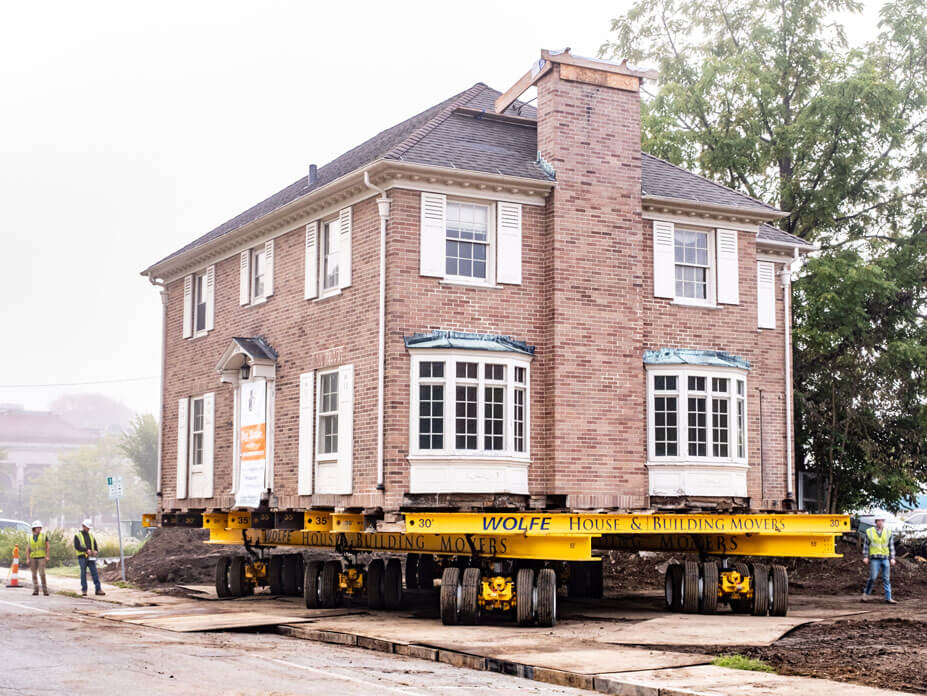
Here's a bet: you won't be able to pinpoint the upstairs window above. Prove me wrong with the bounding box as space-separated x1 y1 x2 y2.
322 219 340 293
251 246 267 302
182 266 214 339
652 221 739 306
674 229 710 301
445 202 489 281
193 272 208 335
239 240 274 306
317 371 339 457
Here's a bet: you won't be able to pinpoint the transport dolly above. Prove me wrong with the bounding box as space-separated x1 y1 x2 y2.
146 510 848 627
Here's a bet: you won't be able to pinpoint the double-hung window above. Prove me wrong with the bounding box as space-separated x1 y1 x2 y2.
193 272 208 335
317 371 339 457
445 202 490 281
652 220 739 306
674 229 711 301
251 246 267 302
648 368 747 465
189 396 205 469
410 353 530 459
321 219 340 294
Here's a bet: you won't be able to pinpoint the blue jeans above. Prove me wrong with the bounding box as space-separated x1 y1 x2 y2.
864 557 892 600
79 557 101 593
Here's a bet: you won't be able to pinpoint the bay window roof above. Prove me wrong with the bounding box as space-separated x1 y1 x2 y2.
405 330 534 356
644 348 750 370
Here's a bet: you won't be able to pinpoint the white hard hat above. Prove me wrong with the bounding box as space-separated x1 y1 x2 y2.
82 519 92 528
31 520 42 529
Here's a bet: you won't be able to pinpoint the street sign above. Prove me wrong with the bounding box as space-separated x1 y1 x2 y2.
107 475 124 500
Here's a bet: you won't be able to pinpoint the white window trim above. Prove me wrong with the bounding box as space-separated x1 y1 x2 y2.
408 349 532 463
250 245 268 305
316 368 339 464
443 199 496 288
192 272 208 338
646 365 748 468
319 217 341 299
673 227 716 307
188 395 206 471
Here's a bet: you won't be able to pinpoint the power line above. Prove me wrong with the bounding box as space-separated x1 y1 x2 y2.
0 375 159 389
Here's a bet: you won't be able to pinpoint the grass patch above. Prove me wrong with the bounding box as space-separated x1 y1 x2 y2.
712 654 776 673
57 590 82 598
110 580 134 589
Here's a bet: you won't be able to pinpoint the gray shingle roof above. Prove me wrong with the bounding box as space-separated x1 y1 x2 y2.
148 84 795 271
758 222 813 248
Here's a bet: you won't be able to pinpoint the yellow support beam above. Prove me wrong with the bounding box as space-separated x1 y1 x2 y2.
142 513 157 528
404 512 850 536
331 513 365 533
203 513 228 530
206 527 593 561
303 511 332 531
227 511 252 529
594 533 841 558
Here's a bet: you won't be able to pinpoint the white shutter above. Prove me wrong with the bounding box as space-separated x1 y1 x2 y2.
653 221 675 298
176 398 189 499
239 251 250 305
758 261 777 329
304 222 319 300
205 265 216 331
336 364 354 494
716 229 740 304
182 275 193 338
231 387 240 493
297 372 315 495
264 239 274 297
420 192 446 277
338 207 352 288
201 392 215 498
496 202 522 285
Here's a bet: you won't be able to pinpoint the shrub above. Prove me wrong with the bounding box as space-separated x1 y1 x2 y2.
0 528 74 567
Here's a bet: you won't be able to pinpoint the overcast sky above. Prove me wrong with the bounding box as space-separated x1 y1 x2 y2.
0 1 881 418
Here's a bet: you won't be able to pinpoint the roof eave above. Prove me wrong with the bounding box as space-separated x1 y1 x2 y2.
642 194 786 222
757 237 818 252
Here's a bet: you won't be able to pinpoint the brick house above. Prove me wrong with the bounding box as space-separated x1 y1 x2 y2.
143 50 812 520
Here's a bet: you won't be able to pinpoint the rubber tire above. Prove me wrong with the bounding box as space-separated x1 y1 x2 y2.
282 554 304 597
730 562 752 613
665 564 683 612
320 560 342 609
304 560 323 609
384 558 403 610
682 560 700 613
769 565 789 617
405 554 419 590
440 567 461 625
268 555 284 596
699 561 719 614
751 563 770 616
367 559 385 609
229 556 251 597
567 562 590 599
516 567 536 626
458 567 481 625
536 568 557 628
417 555 437 590
215 556 232 598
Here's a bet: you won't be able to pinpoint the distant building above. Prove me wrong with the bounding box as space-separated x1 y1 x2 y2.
0 404 98 519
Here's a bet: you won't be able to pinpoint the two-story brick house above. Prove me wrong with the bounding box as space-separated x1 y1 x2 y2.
143 50 812 522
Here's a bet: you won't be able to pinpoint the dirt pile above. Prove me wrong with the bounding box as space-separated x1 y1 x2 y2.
101 528 240 588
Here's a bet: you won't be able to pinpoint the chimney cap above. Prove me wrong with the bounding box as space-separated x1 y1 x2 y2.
308 164 318 186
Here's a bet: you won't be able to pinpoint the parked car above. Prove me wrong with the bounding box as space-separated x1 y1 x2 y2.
853 509 909 535
0 519 30 532
899 511 927 539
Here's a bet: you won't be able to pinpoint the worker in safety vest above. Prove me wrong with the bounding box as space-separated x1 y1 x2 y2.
25 520 50 596
862 514 897 604
74 519 105 596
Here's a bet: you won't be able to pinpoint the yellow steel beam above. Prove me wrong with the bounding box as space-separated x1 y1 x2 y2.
227 511 252 529
404 512 850 536
206 528 593 561
304 511 332 531
594 533 841 558
331 513 365 533
142 513 157 528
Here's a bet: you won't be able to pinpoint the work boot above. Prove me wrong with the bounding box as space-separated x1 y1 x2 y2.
886 598 898 604
32 589 38 596
81 590 87 596
861 593 869 602
42 589 49 596
95 589 106 596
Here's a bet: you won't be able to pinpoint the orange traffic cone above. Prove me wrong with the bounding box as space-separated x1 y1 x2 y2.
6 545 22 588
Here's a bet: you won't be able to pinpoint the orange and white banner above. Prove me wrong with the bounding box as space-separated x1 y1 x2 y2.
236 379 267 508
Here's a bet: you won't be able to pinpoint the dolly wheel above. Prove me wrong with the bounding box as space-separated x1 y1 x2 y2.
751 563 770 616
215 556 232 598
320 560 342 608
699 561 719 614
440 567 461 625
459 567 481 625
682 560 700 614
229 556 252 597
304 560 323 609
664 563 683 612
282 554 304 597
516 567 536 626
417 555 437 590
367 559 385 609
730 562 752 613
536 568 557 628
268 556 284 596
769 565 789 617
384 558 403 610
405 554 419 590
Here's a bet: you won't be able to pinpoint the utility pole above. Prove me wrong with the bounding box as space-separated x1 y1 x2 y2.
107 476 126 582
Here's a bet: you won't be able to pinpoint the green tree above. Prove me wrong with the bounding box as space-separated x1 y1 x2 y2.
602 0 927 511
119 414 158 492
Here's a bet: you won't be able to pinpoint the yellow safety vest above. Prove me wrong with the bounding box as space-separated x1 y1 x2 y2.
866 526 891 557
74 531 97 558
29 532 48 559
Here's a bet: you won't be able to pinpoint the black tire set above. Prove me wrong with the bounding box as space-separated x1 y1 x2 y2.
215 555 255 598
367 558 403 610
441 566 557 627
405 554 438 590
303 558 403 610
267 554 304 596
666 560 789 616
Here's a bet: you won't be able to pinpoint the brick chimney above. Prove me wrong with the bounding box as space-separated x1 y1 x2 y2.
497 51 657 506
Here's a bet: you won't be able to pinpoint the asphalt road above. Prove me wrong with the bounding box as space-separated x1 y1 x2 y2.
0 588 588 695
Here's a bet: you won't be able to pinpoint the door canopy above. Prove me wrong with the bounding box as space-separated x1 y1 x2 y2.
216 337 278 384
